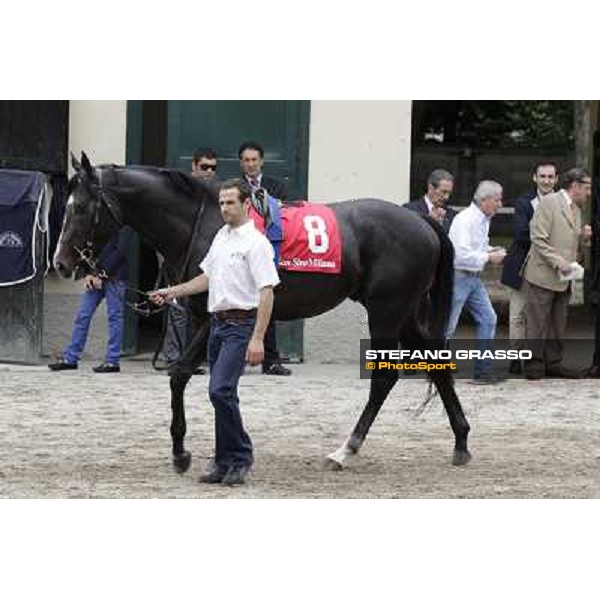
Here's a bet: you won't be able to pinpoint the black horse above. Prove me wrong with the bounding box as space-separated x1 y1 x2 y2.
54 152 471 473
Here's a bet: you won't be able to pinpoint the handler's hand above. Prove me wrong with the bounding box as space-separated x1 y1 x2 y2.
430 206 447 223
557 258 573 274
148 288 172 306
246 338 265 366
582 224 592 241
488 249 505 265
84 275 102 291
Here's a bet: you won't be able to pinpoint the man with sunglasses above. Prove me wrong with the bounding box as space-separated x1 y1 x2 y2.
192 148 218 182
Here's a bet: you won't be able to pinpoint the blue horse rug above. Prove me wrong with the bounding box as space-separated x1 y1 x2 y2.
0 169 49 286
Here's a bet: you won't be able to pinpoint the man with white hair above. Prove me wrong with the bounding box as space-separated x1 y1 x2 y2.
446 181 506 384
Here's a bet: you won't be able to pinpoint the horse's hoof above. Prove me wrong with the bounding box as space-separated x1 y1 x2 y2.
452 449 472 466
173 451 192 473
581 365 600 378
323 456 344 471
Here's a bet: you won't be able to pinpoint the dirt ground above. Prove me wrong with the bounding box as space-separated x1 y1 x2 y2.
1 360 599 499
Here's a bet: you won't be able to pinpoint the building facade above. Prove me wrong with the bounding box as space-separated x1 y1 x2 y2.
1 100 597 363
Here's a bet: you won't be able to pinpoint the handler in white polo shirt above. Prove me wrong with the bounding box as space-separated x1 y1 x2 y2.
149 178 280 486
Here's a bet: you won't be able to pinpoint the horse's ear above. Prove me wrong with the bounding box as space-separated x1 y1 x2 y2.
71 152 82 172
81 151 93 176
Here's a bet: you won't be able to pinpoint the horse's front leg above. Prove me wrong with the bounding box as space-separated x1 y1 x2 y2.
168 311 209 473
170 370 193 473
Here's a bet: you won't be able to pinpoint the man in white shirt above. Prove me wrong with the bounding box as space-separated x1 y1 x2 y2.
446 180 505 384
150 179 280 485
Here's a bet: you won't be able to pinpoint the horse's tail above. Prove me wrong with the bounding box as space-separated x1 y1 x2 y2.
422 216 454 340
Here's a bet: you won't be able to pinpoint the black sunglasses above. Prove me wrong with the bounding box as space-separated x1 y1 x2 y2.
199 164 217 171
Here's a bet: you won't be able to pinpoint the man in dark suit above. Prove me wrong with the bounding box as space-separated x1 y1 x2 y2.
239 140 288 202
238 140 291 376
404 169 457 233
501 162 558 374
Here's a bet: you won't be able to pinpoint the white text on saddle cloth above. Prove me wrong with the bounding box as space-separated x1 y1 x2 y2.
251 202 342 274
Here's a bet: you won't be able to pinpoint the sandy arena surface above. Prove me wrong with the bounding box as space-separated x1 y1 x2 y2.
1 361 599 498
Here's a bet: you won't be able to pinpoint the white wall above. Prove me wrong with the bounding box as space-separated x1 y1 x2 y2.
68 101 127 173
307 101 412 203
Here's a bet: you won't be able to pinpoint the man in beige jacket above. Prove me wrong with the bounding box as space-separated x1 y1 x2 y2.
522 168 592 379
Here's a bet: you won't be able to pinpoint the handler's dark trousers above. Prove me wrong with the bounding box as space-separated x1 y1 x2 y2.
208 315 255 471
523 281 570 374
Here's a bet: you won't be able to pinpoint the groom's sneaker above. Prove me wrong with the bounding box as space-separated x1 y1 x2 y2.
48 359 78 371
93 363 121 373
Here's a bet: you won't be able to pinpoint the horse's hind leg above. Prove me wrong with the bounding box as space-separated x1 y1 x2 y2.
429 369 471 465
401 322 471 466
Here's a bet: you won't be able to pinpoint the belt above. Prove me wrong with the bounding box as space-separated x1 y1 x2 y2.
214 308 257 321
456 269 481 278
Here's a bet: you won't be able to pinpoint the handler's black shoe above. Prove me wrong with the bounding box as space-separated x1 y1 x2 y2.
48 359 78 371
93 363 121 373
221 465 250 486
524 370 544 380
508 359 522 375
545 365 581 379
262 363 292 376
199 470 224 484
470 373 506 385
581 365 600 378
199 464 227 484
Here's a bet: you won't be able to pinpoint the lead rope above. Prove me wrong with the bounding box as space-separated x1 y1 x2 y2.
150 194 209 371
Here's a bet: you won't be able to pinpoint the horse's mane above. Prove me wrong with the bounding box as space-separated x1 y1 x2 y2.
113 164 218 203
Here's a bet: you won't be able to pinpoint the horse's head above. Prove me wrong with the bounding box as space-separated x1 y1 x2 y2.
54 152 123 278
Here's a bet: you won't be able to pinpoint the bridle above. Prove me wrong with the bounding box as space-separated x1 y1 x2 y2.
71 165 208 320
73 166 123 273
72 166 174 318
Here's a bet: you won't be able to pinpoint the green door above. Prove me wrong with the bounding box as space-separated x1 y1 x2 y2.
165 100 310 362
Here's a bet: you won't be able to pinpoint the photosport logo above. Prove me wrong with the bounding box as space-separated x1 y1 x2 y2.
358 339 547 379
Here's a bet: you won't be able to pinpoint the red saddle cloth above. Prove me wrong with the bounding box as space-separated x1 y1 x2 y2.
250 201 342 274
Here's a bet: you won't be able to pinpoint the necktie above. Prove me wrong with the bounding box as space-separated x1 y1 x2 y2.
570 203 577 221
250 178 258 190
